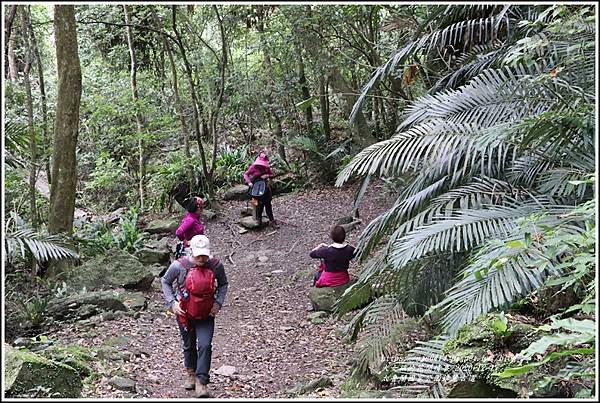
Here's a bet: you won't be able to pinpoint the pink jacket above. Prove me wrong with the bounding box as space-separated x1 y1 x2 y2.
175 211 205 243
243 164 274 185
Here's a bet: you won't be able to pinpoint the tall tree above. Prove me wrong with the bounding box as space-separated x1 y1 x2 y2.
26 5 51 186
6 5 19 82
123 5 146 210
150 7 195 191
21 6 38 230
48 5 81 242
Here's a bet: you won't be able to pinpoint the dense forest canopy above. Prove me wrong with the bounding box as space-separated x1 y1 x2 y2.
3 2 597 399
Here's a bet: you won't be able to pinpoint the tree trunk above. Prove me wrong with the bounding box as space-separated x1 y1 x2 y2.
319 76 331 140
206 5 227 209
48 5 81 240
171 5 216 203
123 5 146 211
22 7 38 230
4 5 18 81
150 8 194 191
258 28 287 164
8 29 19 82
297 51 313 132
328 66 375 147
26 6 51 187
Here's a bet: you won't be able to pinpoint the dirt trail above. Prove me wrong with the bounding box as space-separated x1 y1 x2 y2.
48 183 394 398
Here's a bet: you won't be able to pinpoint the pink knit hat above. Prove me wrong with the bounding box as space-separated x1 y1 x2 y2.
253 152 270 168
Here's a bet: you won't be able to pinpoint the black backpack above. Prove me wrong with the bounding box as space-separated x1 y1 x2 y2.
249 179 267 199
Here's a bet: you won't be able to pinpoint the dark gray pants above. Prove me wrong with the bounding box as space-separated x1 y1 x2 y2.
177 317 215 385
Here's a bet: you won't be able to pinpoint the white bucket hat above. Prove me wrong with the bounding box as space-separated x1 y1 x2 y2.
190 234 212 258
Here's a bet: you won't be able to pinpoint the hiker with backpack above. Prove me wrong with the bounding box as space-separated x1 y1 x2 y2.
175 196 206 258
161 234 228 398
243 151 277 228
310 225 356 287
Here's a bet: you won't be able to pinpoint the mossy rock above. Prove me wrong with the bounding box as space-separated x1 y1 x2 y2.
308 280 356 312
60 249 154 291
46 290 127 322
41 345 95 378
287 377 333 396
144 218 179 234
4 344 83 398
223 184 251 201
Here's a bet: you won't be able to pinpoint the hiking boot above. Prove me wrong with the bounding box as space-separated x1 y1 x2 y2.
184 368 196 390
195 379 210 398
268 220 278 229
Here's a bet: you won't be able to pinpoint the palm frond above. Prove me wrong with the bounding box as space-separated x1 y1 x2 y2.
386 336 465 398
389 201 562 268
354 175 448 261
336 120 510 187
432 45 503 92
352 297 407 376
5 229 79 263
350 15 514 122
4 120 29 168
400 64 554 131
537 168 593 200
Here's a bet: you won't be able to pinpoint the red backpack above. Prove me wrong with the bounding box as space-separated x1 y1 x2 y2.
177 257 218 321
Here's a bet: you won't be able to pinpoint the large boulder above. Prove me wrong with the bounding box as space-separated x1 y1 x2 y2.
46 290 128 322
223 184 251 201
144 218 179 234
135 238 171 264
4 344 83 398
308 280 356 312
60 249 155 291
239 216 261 229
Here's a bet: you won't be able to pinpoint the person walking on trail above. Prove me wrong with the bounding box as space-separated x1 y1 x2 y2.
310 225 356 287
243 151 277 228
175 196 206 258
161 234 228 398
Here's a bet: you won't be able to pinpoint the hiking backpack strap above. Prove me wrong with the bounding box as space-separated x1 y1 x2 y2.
176 257 195 297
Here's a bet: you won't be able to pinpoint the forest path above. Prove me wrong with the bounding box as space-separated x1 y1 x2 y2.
51 183 394 398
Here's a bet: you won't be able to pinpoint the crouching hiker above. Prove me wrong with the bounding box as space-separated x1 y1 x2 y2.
161 235 228 398
309 225 356 287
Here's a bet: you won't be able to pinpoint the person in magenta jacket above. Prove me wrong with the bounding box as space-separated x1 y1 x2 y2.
243 152 277 228
310 225 356 287
176 197 205 257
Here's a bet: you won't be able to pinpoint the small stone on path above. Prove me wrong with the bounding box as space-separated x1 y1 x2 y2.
214 365 237 377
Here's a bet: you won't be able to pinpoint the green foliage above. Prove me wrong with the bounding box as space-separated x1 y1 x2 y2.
213 144 252 188
81 151 132 213
383 336 464 398
73 208 143 256
336 4 595 387
112 207 143 252
490 199 595 395
146 150 200 211
18 295 49 328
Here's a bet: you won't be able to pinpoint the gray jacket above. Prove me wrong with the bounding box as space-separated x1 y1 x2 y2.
161 257 228 308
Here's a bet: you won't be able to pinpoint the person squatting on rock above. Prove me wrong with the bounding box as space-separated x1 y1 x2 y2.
309 225 356 287
175 196 206 257
243 151 277 228
161 235 228 398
